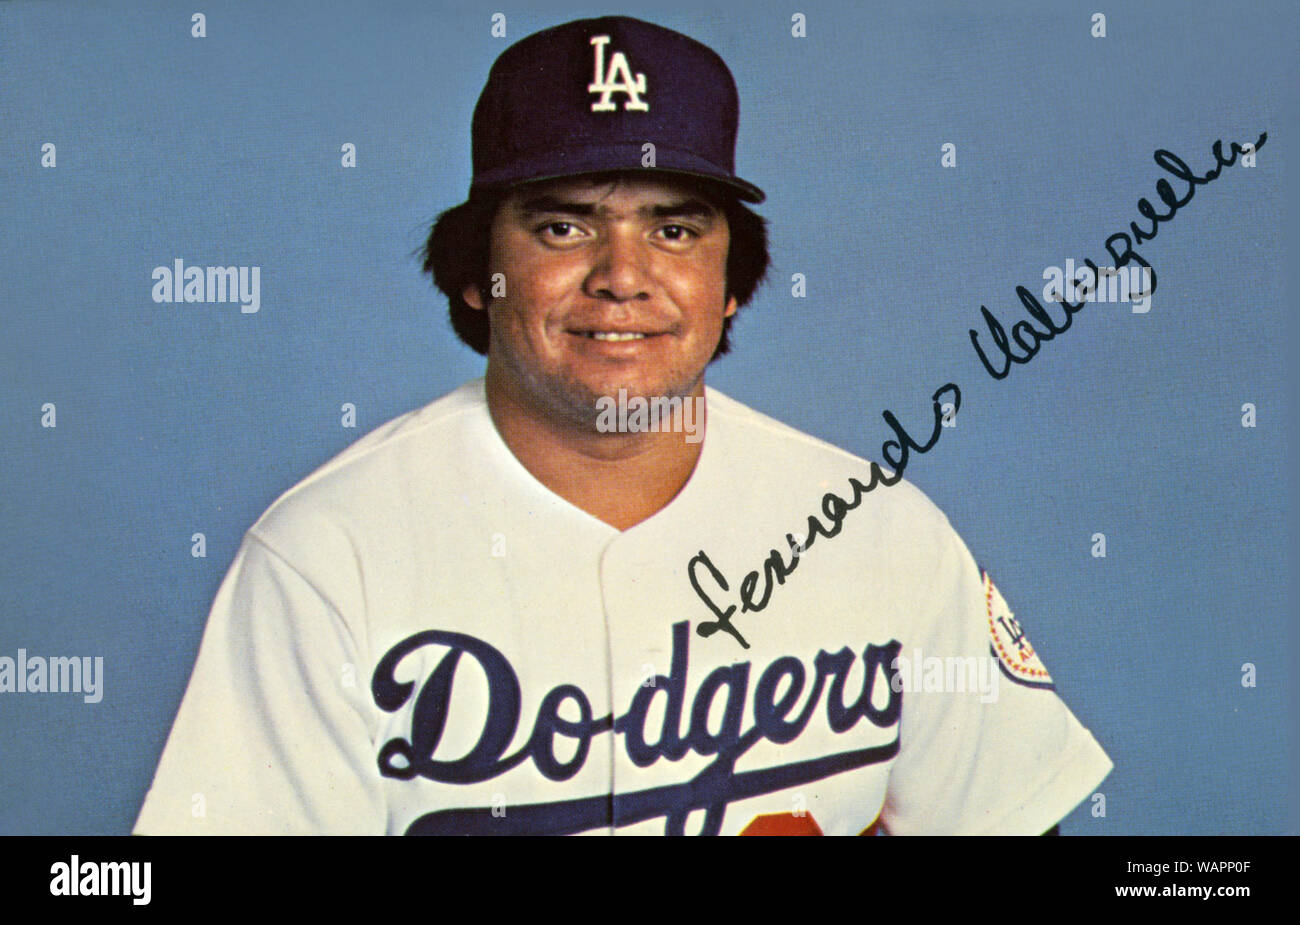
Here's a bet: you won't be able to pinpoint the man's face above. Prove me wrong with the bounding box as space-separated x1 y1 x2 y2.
464 174 737 430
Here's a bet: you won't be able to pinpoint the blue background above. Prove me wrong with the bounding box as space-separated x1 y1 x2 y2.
1 0 1294 835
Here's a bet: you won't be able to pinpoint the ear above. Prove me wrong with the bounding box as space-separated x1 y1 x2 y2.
724 295 738 318
463 283 486 311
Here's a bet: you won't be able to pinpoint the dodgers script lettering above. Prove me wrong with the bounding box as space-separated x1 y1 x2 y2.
371 621 902 835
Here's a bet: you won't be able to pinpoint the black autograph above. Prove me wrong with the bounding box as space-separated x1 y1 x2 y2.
688 384 960 649
971 133 1267 379
690 132 1266 650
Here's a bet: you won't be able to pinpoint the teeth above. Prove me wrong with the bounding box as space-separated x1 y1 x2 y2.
589 332 646 341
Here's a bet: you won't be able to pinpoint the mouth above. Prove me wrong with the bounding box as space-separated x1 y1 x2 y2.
576 331 649 342
565 328 666 343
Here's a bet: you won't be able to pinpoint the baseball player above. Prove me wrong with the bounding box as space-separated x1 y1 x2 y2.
135 16 1111 836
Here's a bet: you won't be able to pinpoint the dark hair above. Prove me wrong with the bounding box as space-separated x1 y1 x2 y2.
420 173 769 360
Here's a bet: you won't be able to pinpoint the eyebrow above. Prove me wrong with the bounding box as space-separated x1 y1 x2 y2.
517 195 718 220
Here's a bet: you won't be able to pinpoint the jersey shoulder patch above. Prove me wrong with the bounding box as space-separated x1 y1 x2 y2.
982 570 1055 690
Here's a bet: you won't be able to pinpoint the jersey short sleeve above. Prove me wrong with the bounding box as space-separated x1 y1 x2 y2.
878 518 1113 835
133 531 386 834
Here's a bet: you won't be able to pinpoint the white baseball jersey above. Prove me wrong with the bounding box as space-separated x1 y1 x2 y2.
135 378 1112 835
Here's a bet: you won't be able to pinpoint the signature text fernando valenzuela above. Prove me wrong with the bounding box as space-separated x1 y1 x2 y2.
689 132 1267 650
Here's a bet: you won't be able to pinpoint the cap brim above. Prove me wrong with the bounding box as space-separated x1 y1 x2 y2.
471 142 765 203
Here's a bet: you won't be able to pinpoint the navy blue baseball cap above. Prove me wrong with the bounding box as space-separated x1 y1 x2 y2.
469 16 765 204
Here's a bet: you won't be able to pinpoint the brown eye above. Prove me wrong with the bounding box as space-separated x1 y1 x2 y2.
657 224 696 241
535 221 590 244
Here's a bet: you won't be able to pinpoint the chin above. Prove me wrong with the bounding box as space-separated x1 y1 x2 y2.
585 375 699 405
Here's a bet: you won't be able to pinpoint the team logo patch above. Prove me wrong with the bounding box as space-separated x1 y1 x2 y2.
983 571 1055 690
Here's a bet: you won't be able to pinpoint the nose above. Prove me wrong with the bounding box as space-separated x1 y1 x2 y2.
583 227 651 303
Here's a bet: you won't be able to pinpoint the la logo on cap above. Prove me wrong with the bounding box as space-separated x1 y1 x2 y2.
588 34 648 112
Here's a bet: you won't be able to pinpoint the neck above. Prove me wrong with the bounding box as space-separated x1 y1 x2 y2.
484 367 706 531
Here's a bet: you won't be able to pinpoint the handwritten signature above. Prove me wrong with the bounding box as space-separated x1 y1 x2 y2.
689 383 960 649
690 132 1267 650
971 134 1267 378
